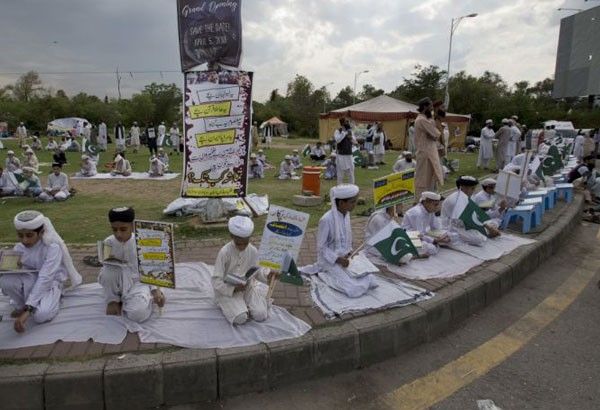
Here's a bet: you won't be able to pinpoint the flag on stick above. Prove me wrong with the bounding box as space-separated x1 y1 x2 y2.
458 198 491 235
365 222 418 264
280 252 303 286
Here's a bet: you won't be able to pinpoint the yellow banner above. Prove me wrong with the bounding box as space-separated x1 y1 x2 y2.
195 129 236 147
189 101 231 119
142 252 167 261
373 170 415 209
138 238 163 247
185 187 237 197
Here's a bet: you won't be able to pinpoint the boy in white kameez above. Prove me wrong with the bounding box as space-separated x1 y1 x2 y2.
364 203 416 260
0 166 18 196
472 178 508 227
290 149 303 170
157 148 170 171
111 153 132 176
38 163 70 202
211 216 276 325
1 210 82 333
315 184 377 298
23 148 39 173
400 192 450 256
248 153 264 179
278 155 295 180
77 154 97 177
5 150 21 172
148 156 166 177
98 207 165 321
441 176 501 246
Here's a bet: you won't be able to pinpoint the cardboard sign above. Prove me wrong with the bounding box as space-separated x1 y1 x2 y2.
135 220 176 288
373 170 415 209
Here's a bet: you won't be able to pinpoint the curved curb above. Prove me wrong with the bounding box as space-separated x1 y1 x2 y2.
0 195 584 410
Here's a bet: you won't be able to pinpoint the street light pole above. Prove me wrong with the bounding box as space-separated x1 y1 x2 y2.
320 82 334 113
353 70 369 105
444 13 477 109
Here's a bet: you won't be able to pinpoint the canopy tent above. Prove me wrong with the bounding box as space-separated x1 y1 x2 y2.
47 117 89 135
260 116 288 137
319 95 471 149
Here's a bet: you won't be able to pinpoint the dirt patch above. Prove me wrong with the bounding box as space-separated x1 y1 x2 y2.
71 178 181 202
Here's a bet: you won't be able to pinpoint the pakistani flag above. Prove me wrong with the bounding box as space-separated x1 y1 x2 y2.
83 138 99 156
459 198 491 235
365 222 418 264
302 144 311 157
352 148 364 166
164 135 173 147
280 252 303 286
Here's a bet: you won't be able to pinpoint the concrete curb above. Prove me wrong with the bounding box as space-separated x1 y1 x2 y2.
0 195 584 409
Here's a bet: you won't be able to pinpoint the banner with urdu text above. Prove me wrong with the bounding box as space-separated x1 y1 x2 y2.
181 70 253 197
373 169 415 210
176 0 242 71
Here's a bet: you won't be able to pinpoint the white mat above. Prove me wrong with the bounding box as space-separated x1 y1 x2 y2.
309 273 433 319
448 233 536 261
71 172 179 180
0 262 311 350
370 248 482 280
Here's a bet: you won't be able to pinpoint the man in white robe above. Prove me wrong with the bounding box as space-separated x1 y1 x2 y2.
393 151 416 173
373 123 386 165
573 132 585 162
130 122 141 153
407 121 416 154
115 122 126 152
314 184 377 298
334 118 356 184
1 211 81 333
98 207 165 321
472 178 508 227
157 121 167 147
507 119 521 161
38 163 70 202
477 119 495 169
16 122 27 147
77 154 97 177
169 123 180 154
441 176 500 246
494 119 512 171
211 216 274 325
98 121 108 151
400 191 450 256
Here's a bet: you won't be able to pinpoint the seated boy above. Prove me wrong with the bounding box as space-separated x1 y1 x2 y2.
1 210 82 333
18 167 42 197
310 142 326 161
0 166 19 196
157 148 170 171
98 207 165 321
76 154 98 177
248 153 264 179
290 149 303 170
314 184 377 297
278 155 295 180
111 153 132 176
211 216 276 325
38 163 70 202
400 191 450 256
148 156 166 177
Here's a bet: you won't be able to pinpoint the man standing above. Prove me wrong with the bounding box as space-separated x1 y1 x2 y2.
477 119 495 169
146 122 158 156
130 122 141 153
414 97 443 200
169 122 180 155
494 119 512 171
115 122 126 152
334 118 356 184
251 121 259 150
158 121 167 147
508 119 521 161
407 120 416 154
98 121 108 151
16 122 27 147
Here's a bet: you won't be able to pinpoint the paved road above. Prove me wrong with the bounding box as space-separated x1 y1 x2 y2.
174 222 600 410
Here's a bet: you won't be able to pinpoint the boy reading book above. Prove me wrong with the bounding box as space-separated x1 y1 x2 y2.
98 207 165 321
211 216 277 325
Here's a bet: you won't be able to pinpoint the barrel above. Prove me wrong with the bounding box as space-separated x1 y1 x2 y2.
302 166 322 196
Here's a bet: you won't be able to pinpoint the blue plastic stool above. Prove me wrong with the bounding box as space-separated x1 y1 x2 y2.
520 197 543 225
501 205 537 234
541 187 557 208
526 190 551 210
555 183 574 203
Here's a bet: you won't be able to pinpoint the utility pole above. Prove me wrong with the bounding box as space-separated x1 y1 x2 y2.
116 66 122 100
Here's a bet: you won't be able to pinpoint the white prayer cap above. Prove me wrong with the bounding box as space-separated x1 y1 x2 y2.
456 175 478 186
485 119 493 125
330 152 337 157
250 153 257 158
403 151 412 156
25 148 34 154
481 178 497 187
293 149 298 153
158 147 164 152
14 210 45 230
258 149 264 153
331 183 359 200
501 118 509 124
228 215 254 237
420 191 441 202
81 154 89 160
284 155 291 160
511 115 519 120
7 150 14 155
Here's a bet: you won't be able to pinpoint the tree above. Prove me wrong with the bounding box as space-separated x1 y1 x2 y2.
389 65 446 103
141 83 182 125
7 71 44 102
331 86 354 110
358 84 384 101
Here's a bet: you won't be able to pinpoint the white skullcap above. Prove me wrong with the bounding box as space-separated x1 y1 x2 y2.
250 153 257 158
331 184 359 200
403 151 412 156
420 191 441 202
511 115 518 120
228 215 254 237
25 148 34 154
258 149 264 153
293 149 298 153
502 118 509 124
81 154 89 160
330 152 337 157
284 155 291 160
7 150 14 155
485 119 493 124
481 178 497 186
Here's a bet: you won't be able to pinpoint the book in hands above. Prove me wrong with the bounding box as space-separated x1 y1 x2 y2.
0 250 37 274
224 266 259 286
97 241 127 266
425 229 448 240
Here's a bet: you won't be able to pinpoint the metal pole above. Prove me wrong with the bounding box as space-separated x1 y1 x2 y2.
353 72 358 105
444 18 454 109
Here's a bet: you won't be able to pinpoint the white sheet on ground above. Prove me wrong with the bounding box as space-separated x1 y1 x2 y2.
449 233 536 261
370 248 482 280
71 172 179 180
0 262 310 350
308 272 433 319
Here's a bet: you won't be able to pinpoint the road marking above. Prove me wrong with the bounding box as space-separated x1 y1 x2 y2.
382 256 599 410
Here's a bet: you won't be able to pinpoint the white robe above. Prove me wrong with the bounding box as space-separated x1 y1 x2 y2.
169 127 180 148
373 131 385 156
278 161 294 179
149 159 166 176
400 203 442 255
471 190 504 225
39 172 70 201
78 160 97 177
478 127 495 166
0 171 18 195
316 210 376 298
573 135 585 160
98 235 153 323
408 126 416 154
441 191 488 246
508 126 521 159
98 123 108 149
392 158 416 173
112 158 132 175
0 241 67 324
211 242 269 324
5 157 21 172
158 124 166 146
130 126 141 147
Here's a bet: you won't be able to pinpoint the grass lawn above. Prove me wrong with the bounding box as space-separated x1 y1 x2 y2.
0 137 496 244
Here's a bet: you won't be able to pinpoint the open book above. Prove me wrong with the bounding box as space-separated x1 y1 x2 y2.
0 250 37 274
347 253 379 278
97 241 128 266
406 230 423 248
224 266 260 286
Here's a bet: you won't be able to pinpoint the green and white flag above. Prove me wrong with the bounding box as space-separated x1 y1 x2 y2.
302 144 311 157
458 198 491 235
365 222 418 264
280 252 303 286
352 148 364 166
83 138 99 156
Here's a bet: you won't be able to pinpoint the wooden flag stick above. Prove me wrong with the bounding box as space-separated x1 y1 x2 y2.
349 243 365 259
267 272 278 300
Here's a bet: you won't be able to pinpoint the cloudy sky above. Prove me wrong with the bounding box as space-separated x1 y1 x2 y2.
0 0 596 102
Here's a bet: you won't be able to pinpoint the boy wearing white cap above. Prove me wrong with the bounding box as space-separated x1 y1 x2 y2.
315 184 376 297
0 166 19 196
38 163 70 202
77 154 98 177
400 191 450 256
392 152 416 173
1 211 82 333
5 150 21 172
111 153 132 176
18 167 42 197
323 153 337 180
278 155 295 180
248 153 264 179
23 148 39 172
98 207 165 320
472 178 508 224
212 216 275 325
148 156 166 177
290 149 303 170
